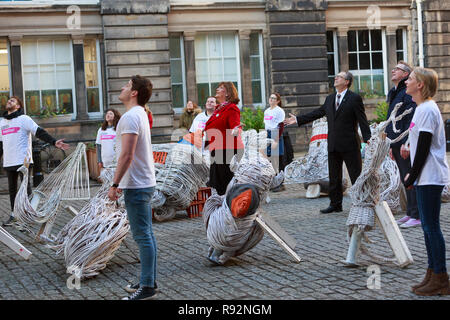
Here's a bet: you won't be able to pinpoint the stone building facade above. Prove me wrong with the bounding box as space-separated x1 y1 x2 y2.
0 0 448 149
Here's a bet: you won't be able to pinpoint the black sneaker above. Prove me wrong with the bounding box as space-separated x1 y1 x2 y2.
2 215 15 227
124 282 158 293
122 286 157 300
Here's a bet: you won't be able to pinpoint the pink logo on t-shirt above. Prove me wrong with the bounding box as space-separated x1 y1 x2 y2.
264 116 273 120
2 127 20 135
409 122 415 129
101 134 116 140
198 123 206 129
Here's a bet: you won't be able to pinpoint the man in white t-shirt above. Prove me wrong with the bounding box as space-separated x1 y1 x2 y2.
0 96 69 227
189 96 216 133
107 75 158 301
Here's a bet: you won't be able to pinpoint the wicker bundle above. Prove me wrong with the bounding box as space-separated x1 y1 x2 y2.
52 168 129 280
203 130 275 264
151 143 210 221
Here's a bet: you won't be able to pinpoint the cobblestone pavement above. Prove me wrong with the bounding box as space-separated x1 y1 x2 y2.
0 172 449 301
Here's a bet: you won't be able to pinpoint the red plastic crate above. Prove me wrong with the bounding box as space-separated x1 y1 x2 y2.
186 187 212 218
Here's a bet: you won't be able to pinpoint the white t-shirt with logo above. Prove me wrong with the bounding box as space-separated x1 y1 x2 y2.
189 111 210 133
95 127 117 168
0 115 39 167
409 99 449 186
264 106 285 130
116 106 156 189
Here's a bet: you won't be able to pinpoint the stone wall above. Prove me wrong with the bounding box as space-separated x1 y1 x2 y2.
101 0 174 142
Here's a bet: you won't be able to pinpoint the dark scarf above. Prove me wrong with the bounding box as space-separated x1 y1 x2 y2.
3 108 23 120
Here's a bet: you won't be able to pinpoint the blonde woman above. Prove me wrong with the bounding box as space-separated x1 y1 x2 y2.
402 67 450 296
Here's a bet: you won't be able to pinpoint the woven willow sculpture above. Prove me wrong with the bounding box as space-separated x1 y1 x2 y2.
203 130 276 265
13 142 90 238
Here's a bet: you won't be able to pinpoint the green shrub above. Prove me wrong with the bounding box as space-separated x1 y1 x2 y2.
240 106 265 131
373 101 389 124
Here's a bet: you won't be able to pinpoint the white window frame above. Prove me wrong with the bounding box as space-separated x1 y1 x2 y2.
85 39 104 118
348 29 386 96
170 34 187 114
326 30 339 91
250 32 266 108
0 39 12 113
395 28 408 63
195 32 242 108
21 38 76 118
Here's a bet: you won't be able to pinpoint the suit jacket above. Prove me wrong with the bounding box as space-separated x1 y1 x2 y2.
204 102 244 151
297 90 371 153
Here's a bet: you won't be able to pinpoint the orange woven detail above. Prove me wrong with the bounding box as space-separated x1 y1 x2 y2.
231 189 252 218
153 151 168 164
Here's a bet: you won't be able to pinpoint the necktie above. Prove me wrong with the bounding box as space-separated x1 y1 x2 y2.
336 94 341 110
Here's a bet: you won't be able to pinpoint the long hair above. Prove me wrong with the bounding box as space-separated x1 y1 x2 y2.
101 108 121 130
272 92 282 108
218 81 240 104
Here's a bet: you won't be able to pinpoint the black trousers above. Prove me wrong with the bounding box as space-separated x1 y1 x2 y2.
391 145 419 219
328 150 362 207
5 165 32 212
207 149 242 196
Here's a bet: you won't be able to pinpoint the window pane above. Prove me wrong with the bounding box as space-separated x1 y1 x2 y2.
59 89 73 114
57 64 73 89
249 33 259 56
55 40 71 64
373 75 384 96
348 31 357 52
359 53 370 69
197 83 209 107
208 34 222 58
326 31 334 52
86 87 99 113
209 58 222 82
358 30 369 51
42 89 57 112
349 53 358 70
40 64 56 90
222 34 235 57
252 80 262 104
22 42 37 64
170 59 182 84
23 65 39 90
250 56 260 80
195 59 209 83
172 84 184 109
359 76 371 94
370 30 382 50
25 90 41 116
397 52 404 62
169 36 181 59
0 92 9 114
350 75 359 92
38 41 53 64
194 34 207 58
327 54 335 76
84 62 98 88
83 39 97 62
328 76 335 93
396 29 403 50
0 44 8 65
0 66 10 92
372 53 383 69
224 58 237 81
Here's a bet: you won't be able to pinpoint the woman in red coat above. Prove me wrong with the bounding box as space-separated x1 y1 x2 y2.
204 82 244 195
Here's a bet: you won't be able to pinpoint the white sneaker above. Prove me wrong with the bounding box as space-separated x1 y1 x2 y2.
400 218 421 228
396 215 410 225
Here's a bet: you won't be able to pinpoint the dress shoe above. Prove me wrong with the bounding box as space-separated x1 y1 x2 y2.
320 205 342 214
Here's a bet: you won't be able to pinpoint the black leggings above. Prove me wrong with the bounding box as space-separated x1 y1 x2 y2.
5 165 32 212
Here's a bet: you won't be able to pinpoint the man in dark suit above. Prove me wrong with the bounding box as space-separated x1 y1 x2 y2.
284 71 371 213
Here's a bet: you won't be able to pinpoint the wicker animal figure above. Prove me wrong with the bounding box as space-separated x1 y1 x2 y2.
203 130 276 265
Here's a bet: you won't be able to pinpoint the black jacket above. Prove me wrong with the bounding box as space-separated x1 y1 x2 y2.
385 78 417 148
296 90 371 153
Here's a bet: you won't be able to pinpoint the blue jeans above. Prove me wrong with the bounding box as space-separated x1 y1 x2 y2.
415 185 447 274
123 187 157 287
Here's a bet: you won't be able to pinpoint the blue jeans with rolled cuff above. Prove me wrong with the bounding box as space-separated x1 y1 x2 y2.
415 184 447 274
123 187 157 287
